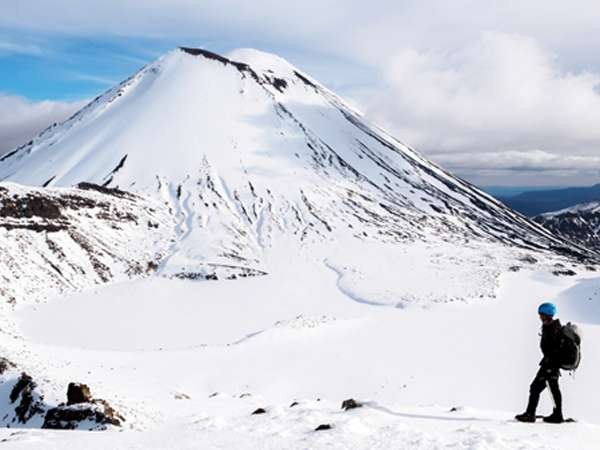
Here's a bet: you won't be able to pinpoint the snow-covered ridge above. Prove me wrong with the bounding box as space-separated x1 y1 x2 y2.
0 182 174 304
535 201 600 253
540 201 600 217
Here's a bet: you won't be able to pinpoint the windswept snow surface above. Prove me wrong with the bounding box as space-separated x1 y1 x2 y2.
2 259 600 448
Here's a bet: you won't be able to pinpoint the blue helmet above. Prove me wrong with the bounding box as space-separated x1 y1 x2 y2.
538 302 557 317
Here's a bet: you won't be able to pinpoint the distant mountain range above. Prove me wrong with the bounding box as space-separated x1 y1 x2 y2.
499 184 600 216
534 202 600 253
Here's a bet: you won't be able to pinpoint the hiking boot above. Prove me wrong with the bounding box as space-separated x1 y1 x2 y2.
543 409 564 424
515 412 536 422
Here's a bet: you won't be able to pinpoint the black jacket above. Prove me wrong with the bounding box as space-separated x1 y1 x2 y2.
540 319 562 370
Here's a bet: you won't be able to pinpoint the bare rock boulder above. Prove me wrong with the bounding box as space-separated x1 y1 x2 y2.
67 382 93 405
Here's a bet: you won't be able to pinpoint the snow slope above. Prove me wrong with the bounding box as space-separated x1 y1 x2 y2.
1 262 600 448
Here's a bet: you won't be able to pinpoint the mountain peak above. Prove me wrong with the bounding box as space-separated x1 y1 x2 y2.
226 48 297 74
177 47 252 70
176 46 310 84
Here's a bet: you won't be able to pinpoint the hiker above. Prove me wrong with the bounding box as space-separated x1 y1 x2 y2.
515 302 565 423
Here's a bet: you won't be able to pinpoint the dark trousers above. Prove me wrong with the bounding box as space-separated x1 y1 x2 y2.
526 367 562 414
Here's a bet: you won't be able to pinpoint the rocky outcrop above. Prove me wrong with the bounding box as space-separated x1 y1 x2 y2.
66 382 92 405
43 400 123 430
42 382 124 430
0 182 174 305
341 398 362 411
9 372 46 425
0 364 123 431
0 365 46 427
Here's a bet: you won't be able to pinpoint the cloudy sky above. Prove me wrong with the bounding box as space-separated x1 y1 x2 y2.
2 0 600 188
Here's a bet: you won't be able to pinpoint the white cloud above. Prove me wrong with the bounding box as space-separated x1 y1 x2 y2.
352 32 600 185
0 95 85 156
431 150 600 171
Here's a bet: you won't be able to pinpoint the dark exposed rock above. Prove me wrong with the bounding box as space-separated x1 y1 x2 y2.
0 357 15 374
43 399 124 430
42 176 56 187
508 266 521 272
0 193 62 221
0 184 136 235
553 269 577 277
294 71 318 89
9 372 45 424
289 401 299 408
251 408 267 415
341 398 362 411
0 222 65 232
0 366 124 430
111 154 128 175
146 261 159 273
10 373 35 403
43 383 124 430
270 77 288 92
67 382 93 405
0 147 22 162
178 47 261 84
173 272 206 280
520 255 538 264
180 47 237 65
315 424 332 431
76 182 133 199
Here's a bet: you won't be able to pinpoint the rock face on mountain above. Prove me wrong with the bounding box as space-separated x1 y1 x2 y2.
535 202 600 253
0 47 594 279
0 182 173 303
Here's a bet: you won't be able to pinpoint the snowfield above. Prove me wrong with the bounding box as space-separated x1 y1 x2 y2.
1 260 600 449
0 47 599 448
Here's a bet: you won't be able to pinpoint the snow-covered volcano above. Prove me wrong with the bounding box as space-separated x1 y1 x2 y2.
0 47 593 282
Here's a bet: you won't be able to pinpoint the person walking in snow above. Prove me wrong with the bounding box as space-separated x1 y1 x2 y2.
515 302 564 423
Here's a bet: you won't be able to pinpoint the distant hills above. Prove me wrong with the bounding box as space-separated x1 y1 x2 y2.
498 184 600 216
